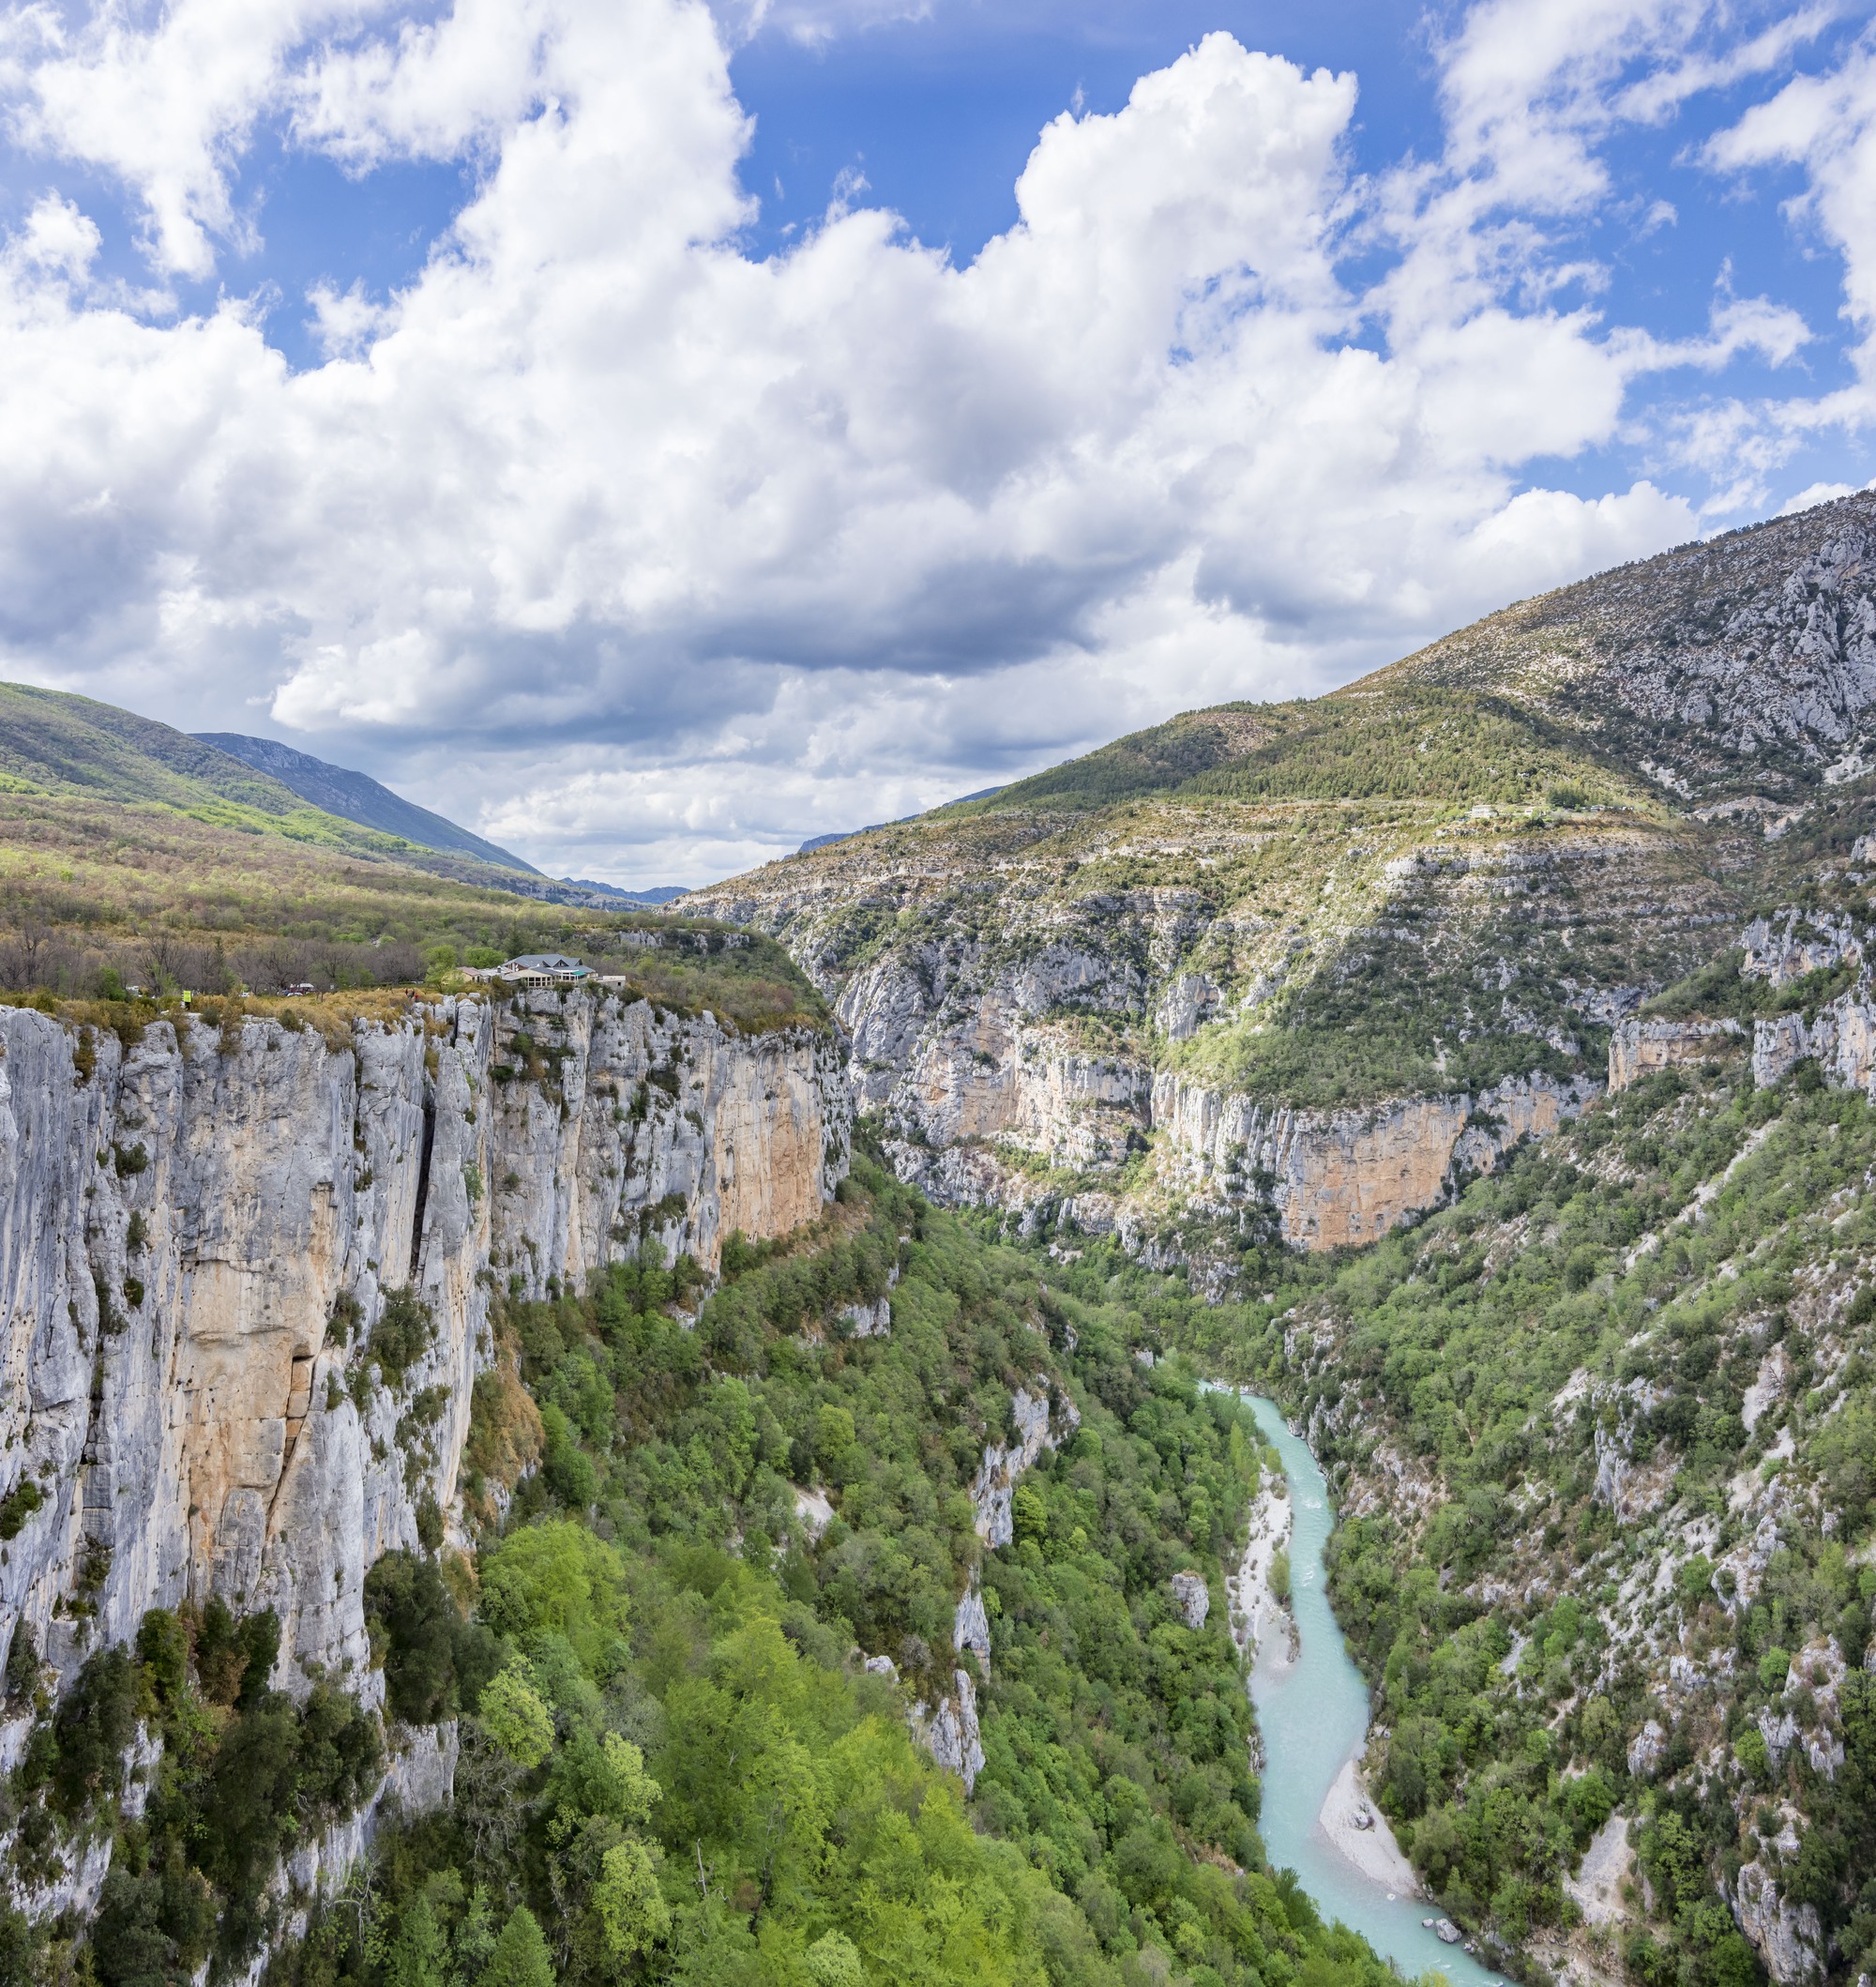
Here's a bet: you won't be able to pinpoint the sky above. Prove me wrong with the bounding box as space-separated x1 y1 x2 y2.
0 2 1874 887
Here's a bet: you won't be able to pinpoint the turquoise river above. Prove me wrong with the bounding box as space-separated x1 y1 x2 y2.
1240 1394 1503 1987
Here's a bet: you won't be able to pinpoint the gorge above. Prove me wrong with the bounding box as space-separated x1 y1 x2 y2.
11 494 1876 1987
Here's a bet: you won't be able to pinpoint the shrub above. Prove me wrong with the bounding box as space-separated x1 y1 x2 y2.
136 1608 189 1708
464 1360 544 1498
0 1478 42 1541
364 1549 500 1725
51 1645 138 1814
1736 1726 1771 1782
3 1623 37 1701
369 1285 435 1388
194 1599 280 1708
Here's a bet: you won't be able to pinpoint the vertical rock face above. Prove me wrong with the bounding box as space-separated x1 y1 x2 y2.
486 990 846 1289
970 1386 1077 1548
1731 1860 1823 1983
0 991 847 1719
1608 1018 1743 1090
1169 1571 1209 1629
915 1671 985 1791
1754 994 1876 1095
1148 1070 1596 1251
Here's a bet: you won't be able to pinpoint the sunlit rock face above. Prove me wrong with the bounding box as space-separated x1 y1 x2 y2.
0 990 848 1717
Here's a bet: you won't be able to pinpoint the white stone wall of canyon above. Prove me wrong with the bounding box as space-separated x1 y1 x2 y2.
837 939 1598 1250
0 988 848 1746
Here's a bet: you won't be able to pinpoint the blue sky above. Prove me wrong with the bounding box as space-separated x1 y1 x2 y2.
0 0 1873 884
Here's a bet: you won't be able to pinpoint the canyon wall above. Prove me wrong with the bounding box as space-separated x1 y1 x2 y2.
0 986 847 1799
1608 1018 1745 1090
890 1060 1596 1252
1147 1069 1598 1250
690 802 1733 1254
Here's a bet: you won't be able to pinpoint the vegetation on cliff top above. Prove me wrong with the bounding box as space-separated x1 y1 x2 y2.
0 905 828 1039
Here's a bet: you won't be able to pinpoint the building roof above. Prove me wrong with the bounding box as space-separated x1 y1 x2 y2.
505 953 586 972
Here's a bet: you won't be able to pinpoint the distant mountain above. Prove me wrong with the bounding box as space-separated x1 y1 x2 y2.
795 784 1006 855
561 878 690 904
198 733 538 875
0 679 577 897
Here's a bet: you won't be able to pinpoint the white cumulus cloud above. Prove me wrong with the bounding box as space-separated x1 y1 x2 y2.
0 0 1858 883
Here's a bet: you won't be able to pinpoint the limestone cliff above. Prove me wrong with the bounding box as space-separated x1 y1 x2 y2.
1144 1069 1596 1250
890 1066 1595 1253
691 795 1730 1259
1608 1017 1744 1091
0 988 846 1910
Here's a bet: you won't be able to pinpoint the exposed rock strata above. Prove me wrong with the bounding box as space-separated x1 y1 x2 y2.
1731 1859 1823 1983
1754 993 1876 1095
0 990 846 1916
691 817 1701 1253
1149 1070 1598 1251
1609 1018 1743 1090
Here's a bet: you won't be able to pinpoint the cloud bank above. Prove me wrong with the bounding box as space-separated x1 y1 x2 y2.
0 0 1863 882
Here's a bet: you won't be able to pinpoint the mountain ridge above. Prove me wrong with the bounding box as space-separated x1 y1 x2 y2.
194 732 540 875
686 491 1876 1252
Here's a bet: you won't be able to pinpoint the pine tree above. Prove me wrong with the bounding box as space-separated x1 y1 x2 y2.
479 1905 553 1987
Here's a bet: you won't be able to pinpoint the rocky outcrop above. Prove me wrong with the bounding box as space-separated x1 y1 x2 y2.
922 1384 1075 1788
689 743 1730 1257
972 1386 1076 1547
1627 1720 1667 1779
0 989 846 1916
1754 990 1876 1094
1743 1344 1790 1432
915 1670 985 1791
1732 1859 1824 1983
1170 1571 1209 1628
953 1584 991 1668
1609 1018 1743 1090
1741 910 1865 988
1149 1070 1597 1251
1400 491 1876 792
